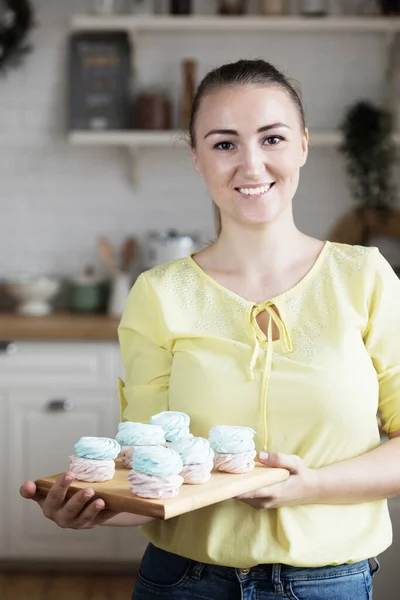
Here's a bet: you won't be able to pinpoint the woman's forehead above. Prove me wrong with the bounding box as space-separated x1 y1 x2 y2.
196 86 297 131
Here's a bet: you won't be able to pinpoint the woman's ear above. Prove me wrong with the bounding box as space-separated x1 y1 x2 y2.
300 128 309 167
191 149 203 177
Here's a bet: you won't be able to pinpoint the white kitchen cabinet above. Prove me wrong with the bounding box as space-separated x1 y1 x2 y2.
374 499 400 600
0 341 119 389
1 340 149 564
7 387 120 559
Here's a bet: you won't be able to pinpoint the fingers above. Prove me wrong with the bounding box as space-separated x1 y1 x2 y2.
62 494 106 529
237 485 278 500
19 480 37 500
93 508 116 527
257 451 303 474
49 487 108 529
43 472 75 517
20 481 46 509
58 487 97 524
239 497 272 510
22 473 112 529
237 482 284 509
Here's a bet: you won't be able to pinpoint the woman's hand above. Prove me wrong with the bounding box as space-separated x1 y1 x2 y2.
19 472 118 529
236 451 321 509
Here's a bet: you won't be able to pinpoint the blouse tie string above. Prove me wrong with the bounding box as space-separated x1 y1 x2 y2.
249 302 293 451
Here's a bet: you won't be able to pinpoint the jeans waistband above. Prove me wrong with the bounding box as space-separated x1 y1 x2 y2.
148 543 379 584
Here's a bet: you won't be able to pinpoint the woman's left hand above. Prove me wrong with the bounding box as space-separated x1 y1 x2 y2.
236 451 321 509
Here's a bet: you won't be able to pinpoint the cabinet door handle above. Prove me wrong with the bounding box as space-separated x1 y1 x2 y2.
45 399 75 412
0 341 17 355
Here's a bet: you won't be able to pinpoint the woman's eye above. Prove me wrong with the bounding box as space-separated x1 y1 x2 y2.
214 141 235 151
263 135 283 145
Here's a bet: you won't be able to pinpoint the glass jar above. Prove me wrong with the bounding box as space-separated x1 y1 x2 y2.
135 91 172 130
218 1 247 15
299 0 327 15
260 0 286 15
169 0 192 14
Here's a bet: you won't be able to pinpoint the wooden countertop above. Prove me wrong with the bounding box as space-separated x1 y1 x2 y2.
0 311 119 341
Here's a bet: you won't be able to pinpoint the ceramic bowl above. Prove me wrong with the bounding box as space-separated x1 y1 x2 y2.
6 276 61 316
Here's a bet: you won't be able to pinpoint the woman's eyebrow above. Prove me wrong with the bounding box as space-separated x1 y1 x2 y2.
204 122 291 139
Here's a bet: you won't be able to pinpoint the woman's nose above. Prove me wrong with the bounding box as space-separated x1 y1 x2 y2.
240 146 265 178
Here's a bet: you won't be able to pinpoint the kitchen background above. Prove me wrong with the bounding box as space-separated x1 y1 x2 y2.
1 0 400 599
1 0 399 288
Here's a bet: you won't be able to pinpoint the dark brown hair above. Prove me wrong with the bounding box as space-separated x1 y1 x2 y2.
188 59 306 234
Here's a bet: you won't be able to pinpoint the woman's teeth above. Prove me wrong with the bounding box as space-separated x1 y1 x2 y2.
237 184 274 196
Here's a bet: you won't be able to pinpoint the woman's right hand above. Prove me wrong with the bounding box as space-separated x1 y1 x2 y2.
19 472 118 529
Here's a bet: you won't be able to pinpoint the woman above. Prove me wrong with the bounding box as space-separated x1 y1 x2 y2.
21 59 400 600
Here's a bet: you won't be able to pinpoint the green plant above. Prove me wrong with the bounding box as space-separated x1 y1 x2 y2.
339 100 396 212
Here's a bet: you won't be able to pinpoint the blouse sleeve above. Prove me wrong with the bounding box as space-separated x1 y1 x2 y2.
117 272 172 423
363 249 400 434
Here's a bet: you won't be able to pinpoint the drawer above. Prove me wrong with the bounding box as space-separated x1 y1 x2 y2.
0 341 120 387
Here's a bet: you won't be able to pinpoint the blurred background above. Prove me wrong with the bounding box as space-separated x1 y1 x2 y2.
0 0 399 598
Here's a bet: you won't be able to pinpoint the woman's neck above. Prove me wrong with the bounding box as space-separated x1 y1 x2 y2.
209 215 308 277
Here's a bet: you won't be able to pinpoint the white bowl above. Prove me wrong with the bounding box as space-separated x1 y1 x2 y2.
6 276 61 316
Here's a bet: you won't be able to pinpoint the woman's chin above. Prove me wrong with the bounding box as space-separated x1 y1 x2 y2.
233 209 283 228
217 197 291 229
229 196 285 225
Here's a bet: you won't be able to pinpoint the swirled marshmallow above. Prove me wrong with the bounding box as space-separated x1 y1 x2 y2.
115 422 165 446
149 411 190 442
213 450 256 474
180 460 214 484
168 436 214 466
74 437 121 461
69 454 116 482
128 470 183 499
120 445 159 468
132 446 183 477
209 426 255 454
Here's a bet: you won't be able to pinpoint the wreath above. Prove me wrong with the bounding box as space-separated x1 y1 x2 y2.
0 0 34 72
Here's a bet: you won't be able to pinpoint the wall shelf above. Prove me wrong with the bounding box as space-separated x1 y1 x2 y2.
68 14 400 186
70 15 400 34
68 130 187 147
68 129 400 149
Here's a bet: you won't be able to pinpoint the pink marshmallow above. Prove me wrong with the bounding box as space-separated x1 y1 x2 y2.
69 454 115 482
213 451 256 474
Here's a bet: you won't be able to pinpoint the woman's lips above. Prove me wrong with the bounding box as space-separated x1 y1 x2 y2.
235 182 275 198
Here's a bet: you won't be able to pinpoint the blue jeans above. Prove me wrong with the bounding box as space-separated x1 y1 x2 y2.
132 543 380 600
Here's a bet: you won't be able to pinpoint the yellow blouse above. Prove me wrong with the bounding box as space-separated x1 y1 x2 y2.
118 241 400 568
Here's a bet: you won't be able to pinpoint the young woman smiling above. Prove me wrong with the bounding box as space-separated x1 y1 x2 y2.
21 59 400 600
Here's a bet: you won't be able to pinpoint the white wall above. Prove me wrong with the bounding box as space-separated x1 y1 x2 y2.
0 0 393 279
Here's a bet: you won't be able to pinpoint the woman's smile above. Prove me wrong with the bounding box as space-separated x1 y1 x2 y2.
235 182 276 199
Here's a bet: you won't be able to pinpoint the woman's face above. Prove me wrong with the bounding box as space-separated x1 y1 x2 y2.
192 85 308 228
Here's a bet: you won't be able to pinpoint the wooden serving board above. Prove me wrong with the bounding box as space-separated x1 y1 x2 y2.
35 461 289 520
